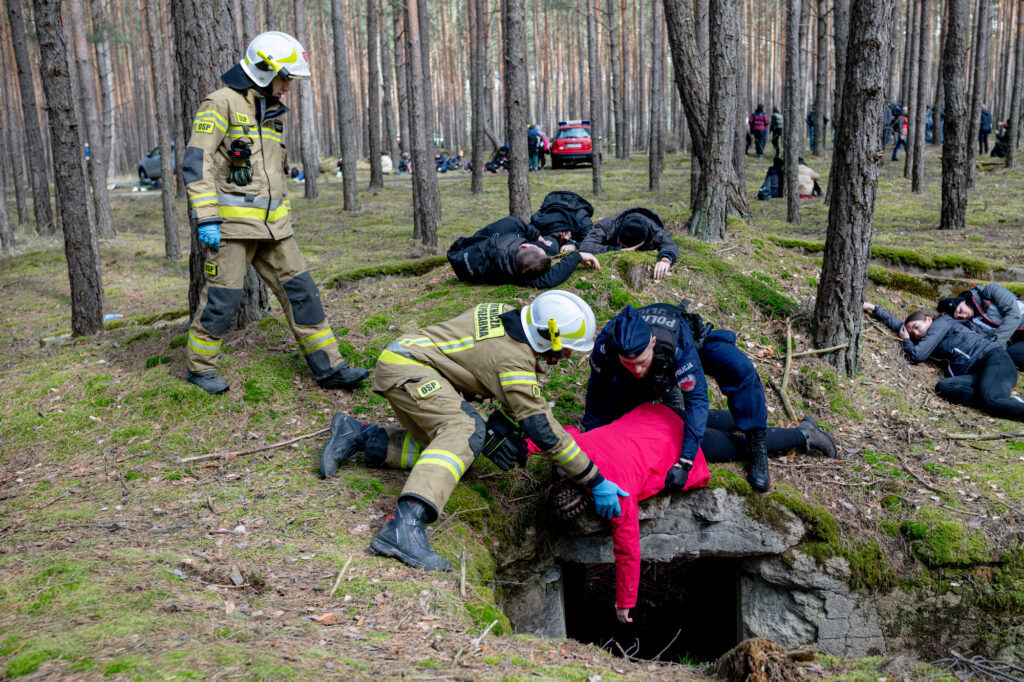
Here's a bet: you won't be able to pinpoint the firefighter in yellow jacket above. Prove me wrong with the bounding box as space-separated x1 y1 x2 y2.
182 31 367 394
319 291 629 571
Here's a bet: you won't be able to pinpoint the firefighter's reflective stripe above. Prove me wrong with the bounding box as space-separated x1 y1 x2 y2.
189 192 218 208
498 371 538 387
217 201 291 222
400 432 422 469
398 337 434 349
261 126 282 142
300 328 335 355
216 194 286 210
188 332 221 355
554 440 582 466
414 449 465 482
225 125 252 139
195 110 227 132
378 349 427 366
435 337 474 354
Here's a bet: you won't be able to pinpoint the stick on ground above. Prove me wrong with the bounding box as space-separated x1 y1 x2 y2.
179 427 330 463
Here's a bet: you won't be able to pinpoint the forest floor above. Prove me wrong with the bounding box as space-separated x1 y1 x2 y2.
0 148 1022 680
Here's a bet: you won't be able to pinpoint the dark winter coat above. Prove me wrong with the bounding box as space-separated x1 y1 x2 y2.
770 111 783 133
446 216 582 289
872 305 1001 376
529 190 594 248
757 166 783 200
578 208 679 263
959 284 1024 346
980 109 993 133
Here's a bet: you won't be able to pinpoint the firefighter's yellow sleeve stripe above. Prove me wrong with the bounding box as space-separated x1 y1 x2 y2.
189 193 218 207
554 441 582 465
195 111 227 131
398 337 434 348
378 349 426 366
435 336 474 353
261 127 282 142
188 332 221 355
499 371 538 386
217 202 291 222
415 449 465 482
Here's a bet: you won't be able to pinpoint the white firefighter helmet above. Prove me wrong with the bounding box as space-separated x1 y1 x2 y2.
241 31 311 88
521 290 596 354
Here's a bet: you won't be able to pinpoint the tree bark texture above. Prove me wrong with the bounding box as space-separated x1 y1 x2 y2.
903 0 921 179
504 0 532 215
967 0 992 187
470 0 486 194
607 0 626 158
812 0 895 376
832 0 850 135
90 0 116 181
7 0 55 234
933 0 947 145
648 0 664 192
379 13 399 161
688 0 738 242
732 0 747 182
145 0 180 259
912 0 932 192
4 91 29 225
586 0 603 196
34 0 104 335
1008 0 1024 167
405 0 440 248
294 0 320 200
367 0 384 190
941 0 969 230
813 0 828 155
332 0 360 209
784 0 802 224
392 4 411 156
0 129 12 252
416 0 436 146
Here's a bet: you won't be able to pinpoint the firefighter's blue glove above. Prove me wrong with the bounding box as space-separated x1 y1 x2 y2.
591 478 629 519
197 221 221 251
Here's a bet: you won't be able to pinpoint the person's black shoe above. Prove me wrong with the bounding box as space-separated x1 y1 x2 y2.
317 364 369 390
186 369 229 395
370 498 452 572
746 430 770 493
320 413 365 478
798 417 838 458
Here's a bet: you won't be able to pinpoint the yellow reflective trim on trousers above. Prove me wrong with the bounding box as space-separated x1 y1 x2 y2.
300 328 332 347
188 332 221 355
555 441 582 465
304 337 336 354
217 202 291 221
400 433 421 469
378 349 427 366
414 449 466 482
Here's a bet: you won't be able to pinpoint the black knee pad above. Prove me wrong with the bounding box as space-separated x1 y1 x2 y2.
461 402 486 457
200 286 243 336
283 272 326 325
363 426 389 468
304 349 334 380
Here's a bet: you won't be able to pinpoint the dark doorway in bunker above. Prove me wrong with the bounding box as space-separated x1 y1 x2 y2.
562 558 740 663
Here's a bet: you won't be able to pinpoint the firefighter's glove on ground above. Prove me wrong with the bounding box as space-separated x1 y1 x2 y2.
663 457 693 492
481 410 529 471
197 221 221 251
591 478 629 519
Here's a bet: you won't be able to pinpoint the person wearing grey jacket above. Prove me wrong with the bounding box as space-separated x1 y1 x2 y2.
578 208 679 282
938 284 1024 370
865 302 1024 422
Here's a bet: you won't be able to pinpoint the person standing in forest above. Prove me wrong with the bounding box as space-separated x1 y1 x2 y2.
770 107 784 158
182 31 368 395
806 105 817 154
748 105 769 157
891 106 909 161
979 105 993 154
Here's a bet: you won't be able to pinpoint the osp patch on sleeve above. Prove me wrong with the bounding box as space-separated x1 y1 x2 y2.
204 262 218 277
416 380 442 398
194 120 215 134
473 303 506 340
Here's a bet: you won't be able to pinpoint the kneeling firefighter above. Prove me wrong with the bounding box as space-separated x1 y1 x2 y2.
319 291 629 571
182 31 367 394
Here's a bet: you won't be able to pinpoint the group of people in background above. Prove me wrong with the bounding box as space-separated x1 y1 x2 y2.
884 99 1014 160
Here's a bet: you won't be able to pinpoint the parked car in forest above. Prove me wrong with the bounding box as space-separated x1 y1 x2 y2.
138 142 175 184
549 120 594 168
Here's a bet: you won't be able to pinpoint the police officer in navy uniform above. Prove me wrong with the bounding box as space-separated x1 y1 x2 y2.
583 302 775 492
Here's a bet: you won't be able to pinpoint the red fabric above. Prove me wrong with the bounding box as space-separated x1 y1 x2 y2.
748 113 769 132
563 403 709 610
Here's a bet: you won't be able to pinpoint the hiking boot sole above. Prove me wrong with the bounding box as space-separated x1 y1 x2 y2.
370 536 452 572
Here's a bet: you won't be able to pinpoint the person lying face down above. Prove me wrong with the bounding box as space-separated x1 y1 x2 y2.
446 216 599 289
538 402 836 625
864 301 1024 422
578 208 679 281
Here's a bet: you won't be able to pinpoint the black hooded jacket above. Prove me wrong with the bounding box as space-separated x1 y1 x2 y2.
578 207 679 263
872 305 1001 376
446 216 583 289
529 191 594 247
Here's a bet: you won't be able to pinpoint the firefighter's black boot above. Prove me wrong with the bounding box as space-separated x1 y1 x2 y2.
746 429 770 493
316 363 370 390
371 497 452 572
186 369 229 395
798 417 838 458
320 413 365 479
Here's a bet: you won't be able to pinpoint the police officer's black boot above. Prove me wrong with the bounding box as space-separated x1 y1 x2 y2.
371 497 452 572
797 417 838 458
320 414 365 478
745 429 770 493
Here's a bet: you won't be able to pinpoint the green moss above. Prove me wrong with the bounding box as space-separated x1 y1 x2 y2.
464 600 510 636
359 314 390 334
767 235 826 253
325 255 448 287
727 273 796 318
168 333 187 349
899 507 993 567
867 264 938 298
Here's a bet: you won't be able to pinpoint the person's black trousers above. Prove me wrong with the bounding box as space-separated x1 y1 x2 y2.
935 348 1024 421
979 132 990 154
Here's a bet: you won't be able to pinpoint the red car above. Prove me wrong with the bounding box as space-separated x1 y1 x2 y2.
549 120 594 169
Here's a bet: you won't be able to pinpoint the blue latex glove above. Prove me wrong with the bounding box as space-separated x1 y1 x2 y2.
591 478 629 519
197 221 221 251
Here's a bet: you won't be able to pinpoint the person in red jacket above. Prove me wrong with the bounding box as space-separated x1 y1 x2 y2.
547 402 835 624
748 105 770 157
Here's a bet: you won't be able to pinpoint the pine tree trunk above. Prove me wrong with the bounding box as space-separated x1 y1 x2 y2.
912 0 932 192
933 0 947 145
784 0 802 224
90 0 116 181
144 0 180 259
504 0 532 215
904 0 921 180
470 0 486 194
813 0 828 155
812 0 895 376
239 1 256 50
379 12 399 161
4 84 30 225
940 0 969 230
1008 0 1024 167
294 0 320 201
648 0 664 192
7 0 55 234
417 0 437 148
832 0 850 135
405 0 440 248
367 0 384 190
0 129 13 252
607 0 624 159
393 4 411 155
331 0 360 209
689 0 738 243
733 0 747 181
34 0 104 335
967 0 992 186
586 0 603 196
